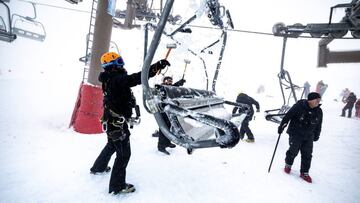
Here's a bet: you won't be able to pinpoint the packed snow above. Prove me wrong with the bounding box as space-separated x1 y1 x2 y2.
1 0 360 202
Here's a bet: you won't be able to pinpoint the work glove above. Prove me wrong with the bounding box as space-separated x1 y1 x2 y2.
149 59 171 77
158 59 171 68
278 123 287 134
174 79 186 86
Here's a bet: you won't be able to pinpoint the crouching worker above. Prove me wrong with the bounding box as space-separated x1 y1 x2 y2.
278 92 323 183
90 52 170 195
232 92 260 143
157 76 186 155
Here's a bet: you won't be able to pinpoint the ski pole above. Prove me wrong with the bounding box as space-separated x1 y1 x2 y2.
182 59 191 79
268 132 282 173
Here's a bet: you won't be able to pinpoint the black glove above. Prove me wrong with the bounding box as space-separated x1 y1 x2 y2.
314 136 319 142
179 79 186 84
277 126 284 134
278 123 286 134
149 59 171 77
158 59 171 68
174 79 186 86
256 108 260 112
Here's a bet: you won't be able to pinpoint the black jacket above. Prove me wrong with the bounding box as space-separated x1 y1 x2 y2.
345 93 357 108
99 69 141 119
99 61 162 119
280 99 323 141
232 93 260 119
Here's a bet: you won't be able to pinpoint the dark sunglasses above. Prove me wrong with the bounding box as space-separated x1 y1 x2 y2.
102 57 125 68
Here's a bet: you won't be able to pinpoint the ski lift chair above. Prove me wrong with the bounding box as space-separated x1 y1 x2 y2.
264 71 301 124
142 0 243 154
0 0 16 42
264 34 301 124
152 84 249 154
11 2 46 41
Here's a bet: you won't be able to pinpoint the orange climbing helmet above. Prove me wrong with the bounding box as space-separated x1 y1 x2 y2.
100 52 124 69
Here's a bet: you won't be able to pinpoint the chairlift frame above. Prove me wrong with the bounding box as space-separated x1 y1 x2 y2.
264 36 302 124
141 0 246 154
11 2 46 41
143 0 234 92
0 0 16 42
266 0 360 123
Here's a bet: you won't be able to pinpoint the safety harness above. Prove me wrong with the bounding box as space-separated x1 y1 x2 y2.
100 71 140 140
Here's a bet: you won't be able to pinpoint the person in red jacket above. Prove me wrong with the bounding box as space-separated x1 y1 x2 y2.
355 98 360 118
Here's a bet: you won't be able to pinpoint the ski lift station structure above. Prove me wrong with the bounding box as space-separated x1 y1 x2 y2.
4 0 356 152
69 0 360 154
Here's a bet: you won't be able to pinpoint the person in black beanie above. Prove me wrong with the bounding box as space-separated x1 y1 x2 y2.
156 76 186 155
278 92 323 183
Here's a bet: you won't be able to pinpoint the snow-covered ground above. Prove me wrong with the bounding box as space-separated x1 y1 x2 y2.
1 0 360 202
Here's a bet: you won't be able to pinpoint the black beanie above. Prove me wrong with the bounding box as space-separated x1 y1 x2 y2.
307 92 321 100
163 76 173 82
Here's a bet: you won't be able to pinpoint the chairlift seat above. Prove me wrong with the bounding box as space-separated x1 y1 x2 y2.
12 27 45 41
154 85 246 152
264 105 290 124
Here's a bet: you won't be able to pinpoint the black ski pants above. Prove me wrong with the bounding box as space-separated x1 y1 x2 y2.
342 104 354 118
158 129 171 149
91 134 131 193
157 113 173 149
285 135 313 173
240 117 254 140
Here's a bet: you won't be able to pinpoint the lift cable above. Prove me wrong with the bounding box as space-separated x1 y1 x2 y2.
15 0 357 40
17 0 89 14
188 24 358 39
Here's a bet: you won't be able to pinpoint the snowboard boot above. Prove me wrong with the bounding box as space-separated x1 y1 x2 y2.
152 130 160 137
113 183 136 194
245 138 255 143
300 173 312 183
158 147 170 155
90 166 111 175
284 164 291 174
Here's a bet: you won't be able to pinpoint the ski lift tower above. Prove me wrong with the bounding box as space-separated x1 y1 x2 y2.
70 0 113 134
